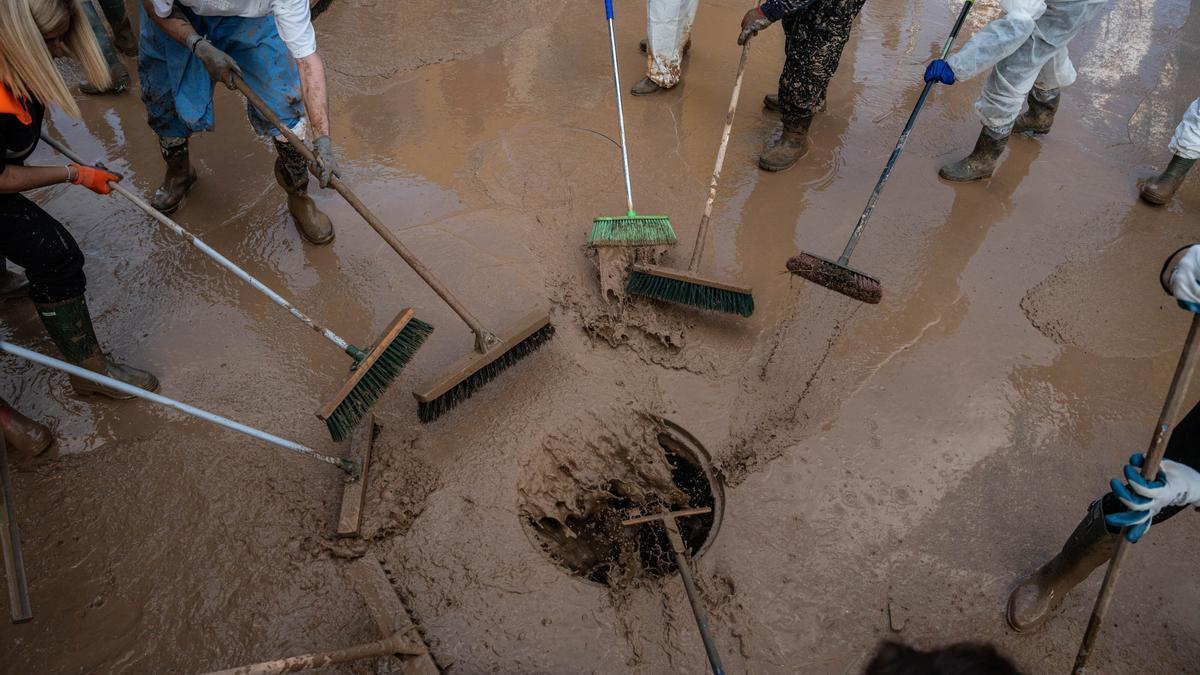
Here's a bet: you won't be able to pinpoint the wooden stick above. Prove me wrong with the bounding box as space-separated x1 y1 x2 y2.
1073 313 1200 672
0 434 32 623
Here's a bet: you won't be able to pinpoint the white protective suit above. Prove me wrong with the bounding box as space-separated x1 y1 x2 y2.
646 0 700 88
944 0 1109 133
1169 98 1200 160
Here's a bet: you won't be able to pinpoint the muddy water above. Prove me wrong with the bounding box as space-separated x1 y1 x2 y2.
3 0 1200 672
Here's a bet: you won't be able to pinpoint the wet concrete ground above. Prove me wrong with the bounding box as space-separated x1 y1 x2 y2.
2 0 1199 672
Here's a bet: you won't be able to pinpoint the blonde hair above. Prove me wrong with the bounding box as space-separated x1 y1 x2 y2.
0 0 111 117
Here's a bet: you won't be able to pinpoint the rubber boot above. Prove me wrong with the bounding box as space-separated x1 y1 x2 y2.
151 139 197 215
631 76 663 96
274 140 335 245
111 16 138 57
758 114 813 172
0 261 30 300
1012 88 1060 135
1006 500 1119 634
0 398 53 457
79 61 130 96
939 127 1009 182
764 94 779 111
1140 154 1196 206
35 296 159 399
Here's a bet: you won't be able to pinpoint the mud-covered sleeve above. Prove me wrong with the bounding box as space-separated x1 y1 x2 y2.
944 9 1041 82
760 0 821 21
270 0 318 60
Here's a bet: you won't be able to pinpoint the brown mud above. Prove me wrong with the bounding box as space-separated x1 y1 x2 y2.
2 0 1200 672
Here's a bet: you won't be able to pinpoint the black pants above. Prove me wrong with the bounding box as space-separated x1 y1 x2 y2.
0 194 86 303
778 0 867 124
1099 398 1200 527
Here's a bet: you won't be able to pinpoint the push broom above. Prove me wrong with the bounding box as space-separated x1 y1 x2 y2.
786 0 975 304
235 79 554 423
587 0 676 248
41 134 431 443
626 40 754 317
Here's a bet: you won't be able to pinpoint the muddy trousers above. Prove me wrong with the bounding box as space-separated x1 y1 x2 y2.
80 0 125 69
0 195 86 304
646 0 699 88
777 0 867 125
1168 97 1200 161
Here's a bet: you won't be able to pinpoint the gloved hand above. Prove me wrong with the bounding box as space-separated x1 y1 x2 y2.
1106 453 1200 542
192 37 243 89
738 6 773 46
1167 244 1200 313
311 135 339 189
70 163 121 195
924 59 956 85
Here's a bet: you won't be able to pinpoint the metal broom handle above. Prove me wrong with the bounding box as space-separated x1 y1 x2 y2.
837 0 975 266
605 0 636 215
232 78 497 350
1072 313 1200 672
39 133 369 361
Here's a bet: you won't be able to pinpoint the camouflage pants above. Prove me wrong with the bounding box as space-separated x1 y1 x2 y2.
777 0 867 124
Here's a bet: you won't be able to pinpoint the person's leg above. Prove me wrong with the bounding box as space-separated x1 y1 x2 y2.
213 16 334 244
0 195 158 398
97 0 138 57
137 4 205 213
1142 97 1200 205
635 0 699 95
78 0 129 95
762 1 865 171
1007 398 1200 633
1012 48 1072 134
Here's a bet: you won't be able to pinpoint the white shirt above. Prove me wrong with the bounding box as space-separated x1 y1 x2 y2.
151 0 318 60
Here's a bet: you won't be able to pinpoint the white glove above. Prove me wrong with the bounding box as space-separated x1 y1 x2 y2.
1168 244 1200 312
1107 454 1200 541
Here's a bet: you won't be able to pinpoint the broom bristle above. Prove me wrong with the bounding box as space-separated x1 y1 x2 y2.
626 268 754 316
588 216 677 247
417 322 555 423
322 317 433 442
787 252 882 304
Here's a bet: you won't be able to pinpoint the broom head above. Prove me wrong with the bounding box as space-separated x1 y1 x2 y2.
317 308 433 442
413 310 554 423
787 251 882 304
588 212 677 247
627 264 754 317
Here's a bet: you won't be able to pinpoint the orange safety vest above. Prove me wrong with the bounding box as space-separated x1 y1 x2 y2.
0 85 33 126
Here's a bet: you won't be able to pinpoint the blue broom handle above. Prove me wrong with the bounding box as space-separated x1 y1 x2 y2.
605 1 636 214
836 0 975 266
0 341 352 473
39 134 361 359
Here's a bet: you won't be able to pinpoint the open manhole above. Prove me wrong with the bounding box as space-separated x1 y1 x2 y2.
519 415 724 586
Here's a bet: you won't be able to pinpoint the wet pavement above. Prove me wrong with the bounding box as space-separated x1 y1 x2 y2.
2 0 1199 672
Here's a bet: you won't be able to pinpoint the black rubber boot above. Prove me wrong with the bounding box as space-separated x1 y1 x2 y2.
758 114 813 172
1006 500 1119 634
763 94 779 111
35 296 159 399
630 76 663 96
1013 87 1060 135
0 397 53 457
151 138 197 215
111 16 137 57
79 62 130 96
939 127 1009 182
1140 154 1196 205
274 140 335 245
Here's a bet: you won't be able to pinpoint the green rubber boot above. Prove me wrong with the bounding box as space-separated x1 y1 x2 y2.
36 296 159 399
1013 88 1060 135
939 127 1009 182
1140 154 1196 205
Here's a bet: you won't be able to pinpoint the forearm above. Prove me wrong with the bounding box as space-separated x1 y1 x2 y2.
141 0 198 46
297 53 330 138
944 16 1036 82
0 165 71 194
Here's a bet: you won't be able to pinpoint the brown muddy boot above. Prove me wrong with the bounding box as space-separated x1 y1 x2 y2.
939 127 1009 182
758 113 813 172
79 61 130 96
0 262 30 300
1140 154 1196 205
1006 500 1119 634
1012 87 1060 135
111 16 137 57
631 76 663 96
0 398 53 457
151 138 197 215
274 140 334 245
36 295 159 400
763 94 779 111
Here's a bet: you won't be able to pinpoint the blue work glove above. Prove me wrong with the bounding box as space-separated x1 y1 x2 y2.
1106 453 1200 542
924 59 955 85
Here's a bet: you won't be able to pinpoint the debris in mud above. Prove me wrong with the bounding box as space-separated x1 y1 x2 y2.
593 244 668 302
519 412 722 586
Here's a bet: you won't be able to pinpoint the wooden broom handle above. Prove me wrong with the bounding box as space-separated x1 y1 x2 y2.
233 77 494 346
689 41 750 272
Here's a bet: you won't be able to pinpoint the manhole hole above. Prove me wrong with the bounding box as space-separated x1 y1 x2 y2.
519 415 724 586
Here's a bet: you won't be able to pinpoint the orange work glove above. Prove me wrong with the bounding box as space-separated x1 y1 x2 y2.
69 163 121 195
